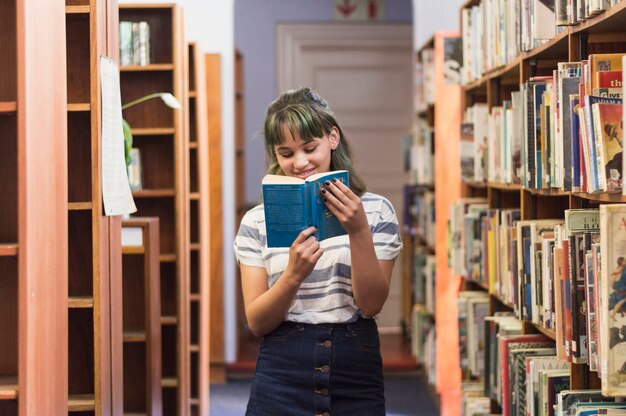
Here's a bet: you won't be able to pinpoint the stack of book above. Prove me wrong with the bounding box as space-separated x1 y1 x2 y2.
119 21 151 66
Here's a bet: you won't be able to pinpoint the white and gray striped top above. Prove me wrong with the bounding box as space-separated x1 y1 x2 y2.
233 192 402 324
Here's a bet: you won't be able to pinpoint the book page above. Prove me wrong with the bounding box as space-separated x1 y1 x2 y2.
100 56 137 216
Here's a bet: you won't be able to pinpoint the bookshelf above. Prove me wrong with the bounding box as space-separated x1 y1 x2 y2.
186 41 210 415
448 1 626 413
206 53 226 383
65 0 123 413
0 0 68 414
234 48 250 358
119 4 189 414
404 36 448 399
121 218 163 415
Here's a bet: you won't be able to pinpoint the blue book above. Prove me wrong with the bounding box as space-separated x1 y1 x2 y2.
262 170 349 248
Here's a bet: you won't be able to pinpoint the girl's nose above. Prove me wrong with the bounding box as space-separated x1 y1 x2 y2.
294 152 308 169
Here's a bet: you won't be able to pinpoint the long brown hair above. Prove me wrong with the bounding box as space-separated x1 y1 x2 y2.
264 87 366 196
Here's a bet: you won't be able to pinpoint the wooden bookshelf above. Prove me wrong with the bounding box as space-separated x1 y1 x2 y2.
234 48 250 368
186 41 210 415
0 1 68 414
119 4 189 414
206 53 226 383
450 1 626 413
65 0 124 414
121 218 162 415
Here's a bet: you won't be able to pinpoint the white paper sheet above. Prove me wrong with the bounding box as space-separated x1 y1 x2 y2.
100 56 137 216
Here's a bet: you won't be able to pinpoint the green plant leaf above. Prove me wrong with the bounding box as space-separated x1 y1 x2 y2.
123 118 133 168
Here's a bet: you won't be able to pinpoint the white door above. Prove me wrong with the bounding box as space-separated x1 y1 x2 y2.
277 23 413 329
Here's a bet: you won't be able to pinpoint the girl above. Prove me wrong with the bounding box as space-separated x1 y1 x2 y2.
234 87 402 416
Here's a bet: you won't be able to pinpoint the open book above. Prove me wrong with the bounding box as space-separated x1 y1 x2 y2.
262 170 349 248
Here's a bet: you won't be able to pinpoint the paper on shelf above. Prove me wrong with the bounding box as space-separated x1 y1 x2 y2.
100 55 137 216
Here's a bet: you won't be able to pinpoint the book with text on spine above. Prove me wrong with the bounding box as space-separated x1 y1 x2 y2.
262 170 349 248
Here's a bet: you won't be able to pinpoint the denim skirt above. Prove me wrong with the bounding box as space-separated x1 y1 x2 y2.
246 318 385 416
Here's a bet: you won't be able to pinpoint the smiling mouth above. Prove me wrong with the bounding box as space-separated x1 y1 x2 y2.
295 169 316 178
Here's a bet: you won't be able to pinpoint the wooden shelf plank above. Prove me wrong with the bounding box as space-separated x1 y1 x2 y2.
68 394 95 411
486 182 522 191
132 189 176 198
189 398 200 405
0 244 18 257
122 246 145 255
527 188 571 197
0 376 18 400
463 277 490 292
189 243 200 251
189 192 200 200
189 344 199 353
67 103 91 112
161 378 178 388
531 323 557 341
68 202 93 211
189 293 201 301
189 141 199 149
65 5 90 14
68 296 94 309
0 102 17 113
130 127 176 136
161 316 178 325
189 91 197 97
572 192 626 203
123 331 147 343
159 254 176 263
120 63 174 72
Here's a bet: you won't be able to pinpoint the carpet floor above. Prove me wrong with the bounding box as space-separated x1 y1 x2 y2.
209 373 439 416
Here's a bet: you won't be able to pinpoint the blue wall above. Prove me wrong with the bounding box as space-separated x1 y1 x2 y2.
235 0 413 204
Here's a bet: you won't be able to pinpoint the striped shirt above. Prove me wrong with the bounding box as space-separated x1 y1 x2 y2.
233 192 402 324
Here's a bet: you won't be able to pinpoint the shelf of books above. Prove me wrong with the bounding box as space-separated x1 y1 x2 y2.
66 0 123 414
450 1 626 414
404 35 436 386
121 218 162 415
119 4 189 414
186 41 210 416
405 33 464 412
0 0 68 414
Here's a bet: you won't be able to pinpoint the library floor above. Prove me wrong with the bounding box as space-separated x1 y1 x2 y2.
210 333 439 416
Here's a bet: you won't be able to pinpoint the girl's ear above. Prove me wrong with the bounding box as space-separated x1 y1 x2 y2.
328 126 340 150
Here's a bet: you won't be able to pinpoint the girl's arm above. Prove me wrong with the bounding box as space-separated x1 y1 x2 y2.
241 226 322 337
322 180 394 316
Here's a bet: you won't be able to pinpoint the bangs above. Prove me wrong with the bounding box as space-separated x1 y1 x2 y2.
265 104 328 147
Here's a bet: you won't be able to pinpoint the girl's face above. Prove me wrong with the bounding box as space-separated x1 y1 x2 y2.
274 125 339 179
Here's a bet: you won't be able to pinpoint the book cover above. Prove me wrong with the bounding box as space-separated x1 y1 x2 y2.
593 70 623 99
592 101 623 192
262 170 349 248
460 122 475 182
600 204 626 396
541 370 569 416
590 53 625 93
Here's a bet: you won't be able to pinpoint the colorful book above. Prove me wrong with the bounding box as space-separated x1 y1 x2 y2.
591 101 623 192
600 204 626 396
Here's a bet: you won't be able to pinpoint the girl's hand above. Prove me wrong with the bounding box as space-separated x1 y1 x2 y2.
284 226 323 284
321 179 368 235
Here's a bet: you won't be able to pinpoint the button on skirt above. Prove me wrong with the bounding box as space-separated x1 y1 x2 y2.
246 318 385 416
